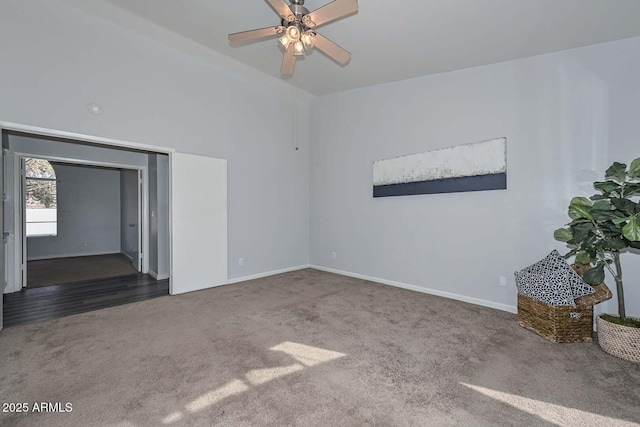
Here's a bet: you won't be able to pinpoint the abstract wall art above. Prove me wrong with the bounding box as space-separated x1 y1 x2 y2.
373 138 507 198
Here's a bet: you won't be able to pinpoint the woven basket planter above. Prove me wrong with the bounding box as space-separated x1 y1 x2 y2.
597 316 640 363
516 264 612 343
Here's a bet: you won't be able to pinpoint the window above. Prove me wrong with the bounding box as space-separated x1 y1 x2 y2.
25 158 57 237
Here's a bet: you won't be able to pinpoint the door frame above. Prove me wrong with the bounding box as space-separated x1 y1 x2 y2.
14 153 149 284
0 121 175 294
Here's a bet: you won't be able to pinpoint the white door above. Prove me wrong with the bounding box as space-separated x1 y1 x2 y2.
20 158 26 287
1 132 5 330
137 169 143 271
170 153 227 295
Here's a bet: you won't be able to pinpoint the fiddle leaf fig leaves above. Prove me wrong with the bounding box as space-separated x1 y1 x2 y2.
611 198 636 216
629 158 640 178
612 217 628 226
624 183 640 197
556 157 640 321
568 222 594 245
605 162 627 182
604 238 627 250
622 217 640 241
575 252 592 264
554 228 573 242
583 264 605 285
592 200 613 211
568 197 593 220
594 181 621 196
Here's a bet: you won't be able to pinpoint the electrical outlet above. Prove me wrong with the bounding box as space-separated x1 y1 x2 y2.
238 257 244 266
499 276 507 287
331 251 337 259
83 241 88 247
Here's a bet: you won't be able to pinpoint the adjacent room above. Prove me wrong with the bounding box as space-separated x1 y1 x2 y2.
2 131 171 326
1 0 640 426
25 160 139 288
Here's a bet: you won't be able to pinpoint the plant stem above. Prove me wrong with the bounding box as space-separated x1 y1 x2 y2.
613 251 626 320
603 254 616 277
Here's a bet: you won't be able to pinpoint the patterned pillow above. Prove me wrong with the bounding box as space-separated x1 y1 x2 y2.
519 250 595 300
515 269 576 306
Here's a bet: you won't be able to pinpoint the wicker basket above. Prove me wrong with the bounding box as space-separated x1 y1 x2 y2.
597 316 640 363
517 264 612 343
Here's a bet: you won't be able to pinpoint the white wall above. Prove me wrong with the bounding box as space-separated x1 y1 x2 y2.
120 169 138 266
0 0 310 280
148 153 169 279
27 163 121 260
310 36 640 317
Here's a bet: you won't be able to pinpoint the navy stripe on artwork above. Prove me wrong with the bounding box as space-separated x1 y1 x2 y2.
373 173 507 198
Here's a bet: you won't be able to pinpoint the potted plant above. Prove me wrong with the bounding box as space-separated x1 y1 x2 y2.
554 158 640 363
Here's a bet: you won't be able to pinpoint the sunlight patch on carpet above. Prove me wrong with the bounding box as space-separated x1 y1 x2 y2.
270 341 346 367
162 342 347 424
461 383 640 427
185 380 249 413
245 363 305 385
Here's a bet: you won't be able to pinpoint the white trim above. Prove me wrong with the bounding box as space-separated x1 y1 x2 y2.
12 152 146 171
0 121 175 154
310 265 518 314
227 265 311 285
148 269 170 281
120 251 134 262
16 153 149 276
27 251 123 261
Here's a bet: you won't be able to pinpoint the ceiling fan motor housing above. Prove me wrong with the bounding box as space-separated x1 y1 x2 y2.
283 1 310 29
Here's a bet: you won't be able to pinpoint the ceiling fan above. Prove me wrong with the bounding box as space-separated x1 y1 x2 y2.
228 0 358 76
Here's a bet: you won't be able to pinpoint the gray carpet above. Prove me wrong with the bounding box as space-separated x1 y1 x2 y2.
27 254 138 288
0 269 639 427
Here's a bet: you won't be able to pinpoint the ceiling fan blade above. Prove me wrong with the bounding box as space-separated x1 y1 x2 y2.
265 0 296 22
303 0 358 28
313 33 351 65
229 26 284 43
281 43 297 76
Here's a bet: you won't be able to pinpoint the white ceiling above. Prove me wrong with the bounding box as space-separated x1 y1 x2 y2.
74 0 640 96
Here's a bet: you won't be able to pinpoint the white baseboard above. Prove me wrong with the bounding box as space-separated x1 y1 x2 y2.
310 265 517 314
148 269 169 280
121 251 134 262
27 251 120 261
227 264 311 285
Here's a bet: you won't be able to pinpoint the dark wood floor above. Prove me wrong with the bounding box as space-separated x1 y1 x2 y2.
3 274 169 327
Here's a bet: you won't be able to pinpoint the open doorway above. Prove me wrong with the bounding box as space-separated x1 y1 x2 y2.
2 130 171 327
22 158 143 288
2 121 228 330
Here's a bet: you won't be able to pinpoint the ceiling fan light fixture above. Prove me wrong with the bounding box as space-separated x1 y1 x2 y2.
301 31 316 49
279 34 291 48
286 25 301 41
293 40 305 55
